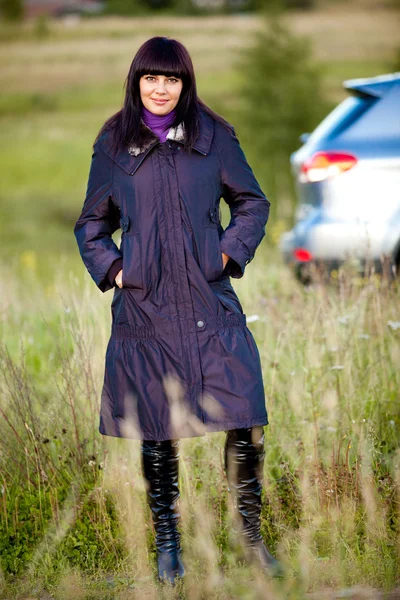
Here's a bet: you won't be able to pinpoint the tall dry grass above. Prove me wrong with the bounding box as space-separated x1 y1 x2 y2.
0 253 399 598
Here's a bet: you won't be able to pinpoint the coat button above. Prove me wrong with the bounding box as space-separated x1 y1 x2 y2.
197 320 204 328
209 208 219 224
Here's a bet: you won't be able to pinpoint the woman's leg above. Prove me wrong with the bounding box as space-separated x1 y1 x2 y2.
140 439 185 584
224 427 284 577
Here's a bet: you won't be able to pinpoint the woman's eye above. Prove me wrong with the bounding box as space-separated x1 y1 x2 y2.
145 76 178 82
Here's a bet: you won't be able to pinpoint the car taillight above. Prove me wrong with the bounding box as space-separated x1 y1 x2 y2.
293 248 313 262
299 151 358 183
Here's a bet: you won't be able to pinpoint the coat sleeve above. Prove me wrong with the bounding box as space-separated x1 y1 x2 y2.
74 144 123 293
217 126 271 279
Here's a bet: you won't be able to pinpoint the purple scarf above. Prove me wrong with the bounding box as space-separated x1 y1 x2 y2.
141 105 177 143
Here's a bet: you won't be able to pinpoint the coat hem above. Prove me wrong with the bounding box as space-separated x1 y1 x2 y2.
98 415 269 441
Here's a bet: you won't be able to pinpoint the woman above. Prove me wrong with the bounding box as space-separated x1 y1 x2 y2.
74 36 283 584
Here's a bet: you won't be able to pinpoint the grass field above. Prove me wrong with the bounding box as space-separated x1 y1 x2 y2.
1 252 399 598
1 5 399 598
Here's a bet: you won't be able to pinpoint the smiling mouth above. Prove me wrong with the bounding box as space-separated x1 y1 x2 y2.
152 98 168 103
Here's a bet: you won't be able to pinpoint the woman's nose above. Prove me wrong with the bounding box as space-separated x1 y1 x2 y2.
155 82 167 95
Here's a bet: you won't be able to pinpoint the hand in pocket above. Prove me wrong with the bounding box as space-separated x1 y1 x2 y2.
115 269 123 288
222 252 230 270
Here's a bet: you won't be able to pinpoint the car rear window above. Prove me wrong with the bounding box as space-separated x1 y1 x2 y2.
306 95 375 145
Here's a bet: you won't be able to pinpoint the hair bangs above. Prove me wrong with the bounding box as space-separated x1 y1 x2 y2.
136 41 189 81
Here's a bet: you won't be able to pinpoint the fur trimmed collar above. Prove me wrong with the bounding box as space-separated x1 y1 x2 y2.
96 109 214 176
127 119 186 157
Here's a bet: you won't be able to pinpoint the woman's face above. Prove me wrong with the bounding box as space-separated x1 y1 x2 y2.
139 74 183 115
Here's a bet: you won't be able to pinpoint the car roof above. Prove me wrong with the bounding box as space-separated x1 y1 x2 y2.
343 72 400 98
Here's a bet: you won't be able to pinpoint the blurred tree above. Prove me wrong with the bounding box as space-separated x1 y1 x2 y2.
143 0 174 9
33 14 51 38
235 6 330 225
0 0 23 21
104 0 152 15
249 0 315 11
103 0 317 14
387 46 400 71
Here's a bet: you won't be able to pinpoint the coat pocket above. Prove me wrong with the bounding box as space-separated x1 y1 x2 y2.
204 224 225 283
121 232 143 289
210 278 244 315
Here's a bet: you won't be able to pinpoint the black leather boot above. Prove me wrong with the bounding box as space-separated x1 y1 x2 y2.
140 439 185 585
224 427 285 578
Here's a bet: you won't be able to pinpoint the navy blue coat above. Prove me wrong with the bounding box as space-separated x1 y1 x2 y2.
74 108 271 441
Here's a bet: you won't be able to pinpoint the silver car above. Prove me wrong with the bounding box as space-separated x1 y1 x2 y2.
279 72 400 281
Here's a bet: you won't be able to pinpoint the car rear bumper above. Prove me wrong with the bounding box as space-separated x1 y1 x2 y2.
280 221 394 261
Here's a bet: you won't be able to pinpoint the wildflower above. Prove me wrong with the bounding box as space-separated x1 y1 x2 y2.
358 333 370 339
331 365 344 370
337 315 351 325
20 250 37 271
247 314 260 323
388 321 400 331
88 460 95 467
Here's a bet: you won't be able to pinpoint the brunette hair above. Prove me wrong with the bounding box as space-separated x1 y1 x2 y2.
94 36 232 154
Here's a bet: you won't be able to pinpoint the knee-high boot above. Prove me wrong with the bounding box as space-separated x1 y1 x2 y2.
140 439 185 584
224 427 285 578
